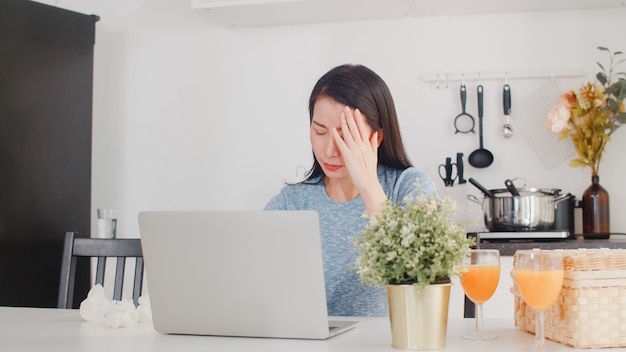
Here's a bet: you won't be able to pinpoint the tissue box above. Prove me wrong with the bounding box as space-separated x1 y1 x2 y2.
513 248 626 349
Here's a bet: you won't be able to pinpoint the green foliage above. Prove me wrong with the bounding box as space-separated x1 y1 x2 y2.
352 189 475 292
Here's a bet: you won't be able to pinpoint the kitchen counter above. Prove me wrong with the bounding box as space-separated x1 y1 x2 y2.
475 233 626 255
5 306 625 351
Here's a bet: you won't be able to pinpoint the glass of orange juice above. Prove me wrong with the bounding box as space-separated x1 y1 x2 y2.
514 250 564 352
459 249 500 340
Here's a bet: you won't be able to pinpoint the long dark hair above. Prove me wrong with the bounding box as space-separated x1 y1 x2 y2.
304 64 412 183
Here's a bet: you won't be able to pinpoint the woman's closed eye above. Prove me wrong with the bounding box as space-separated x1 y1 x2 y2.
312 126 340 137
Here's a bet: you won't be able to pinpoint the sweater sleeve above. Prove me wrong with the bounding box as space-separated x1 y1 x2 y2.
391 167 439 204
264 191 286 210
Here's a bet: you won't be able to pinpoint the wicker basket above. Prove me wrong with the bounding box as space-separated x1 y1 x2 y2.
513 248 626 349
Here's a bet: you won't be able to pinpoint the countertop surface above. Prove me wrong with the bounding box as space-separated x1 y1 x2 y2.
476 234 626 255
3 306 626 351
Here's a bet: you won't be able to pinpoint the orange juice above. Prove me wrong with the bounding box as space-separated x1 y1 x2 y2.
515 269 564 311
459 265 500 304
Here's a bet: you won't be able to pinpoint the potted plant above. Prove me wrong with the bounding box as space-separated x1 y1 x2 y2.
352 190 475 350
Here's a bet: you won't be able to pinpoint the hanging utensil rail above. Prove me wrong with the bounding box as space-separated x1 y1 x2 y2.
421 69 584 83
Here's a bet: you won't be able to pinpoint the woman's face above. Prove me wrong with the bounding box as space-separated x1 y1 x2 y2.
310 96 374 181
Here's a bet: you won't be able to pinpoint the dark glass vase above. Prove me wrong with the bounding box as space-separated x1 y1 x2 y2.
582 175 610 239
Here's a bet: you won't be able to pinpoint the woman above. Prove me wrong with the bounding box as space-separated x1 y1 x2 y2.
265 64 437 316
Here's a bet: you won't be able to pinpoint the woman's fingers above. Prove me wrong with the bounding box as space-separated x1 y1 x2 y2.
331 106 380 191
331 125 347 151
339 106 368 147
333 106 378 165
333 105 378 159
369 131 379 152
352 108 371 142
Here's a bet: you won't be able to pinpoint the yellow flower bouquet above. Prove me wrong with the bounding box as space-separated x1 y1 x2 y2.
546 47 626 176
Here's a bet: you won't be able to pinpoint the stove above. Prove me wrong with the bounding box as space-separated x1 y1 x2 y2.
473 230 571 241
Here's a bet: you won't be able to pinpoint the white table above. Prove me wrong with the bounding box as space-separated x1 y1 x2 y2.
1 306 623 351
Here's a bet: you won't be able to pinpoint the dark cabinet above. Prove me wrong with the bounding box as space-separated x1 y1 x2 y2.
0 0 98 307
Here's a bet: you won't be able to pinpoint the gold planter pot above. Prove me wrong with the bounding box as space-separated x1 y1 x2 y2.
386 282 451 350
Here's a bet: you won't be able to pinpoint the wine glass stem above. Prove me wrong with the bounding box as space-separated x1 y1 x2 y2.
535 311 545 351
475 303 484 335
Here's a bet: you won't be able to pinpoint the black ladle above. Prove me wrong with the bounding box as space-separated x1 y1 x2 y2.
468 177 494 199
468 85 494 168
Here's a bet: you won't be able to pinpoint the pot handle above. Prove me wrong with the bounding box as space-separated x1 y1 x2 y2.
467 194 482 205
553 193 572 208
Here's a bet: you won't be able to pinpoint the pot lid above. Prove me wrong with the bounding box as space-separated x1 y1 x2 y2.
489 188 562 196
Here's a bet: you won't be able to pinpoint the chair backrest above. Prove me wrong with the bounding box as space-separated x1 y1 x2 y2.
57 231 144 309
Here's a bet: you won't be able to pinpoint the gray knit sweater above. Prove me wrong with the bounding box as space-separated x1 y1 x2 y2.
264 165 437 317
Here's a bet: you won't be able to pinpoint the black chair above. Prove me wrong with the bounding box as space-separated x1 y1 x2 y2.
57 231 144 309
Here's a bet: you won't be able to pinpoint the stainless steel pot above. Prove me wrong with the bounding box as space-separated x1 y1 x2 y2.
468 188 572 231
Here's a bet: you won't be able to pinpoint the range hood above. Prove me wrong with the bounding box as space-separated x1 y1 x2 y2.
191 0 626 28
191 0 419 27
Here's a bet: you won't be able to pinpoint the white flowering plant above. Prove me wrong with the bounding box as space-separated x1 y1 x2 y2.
352 191 475 292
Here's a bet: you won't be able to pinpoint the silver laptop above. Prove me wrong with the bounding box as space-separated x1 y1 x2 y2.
138 210 357 339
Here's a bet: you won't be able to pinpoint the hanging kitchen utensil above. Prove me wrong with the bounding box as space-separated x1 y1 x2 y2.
512 81 576 169
468 177 494 198
456 152 466 184
438 157 457 187
453 83 475 134
505 179 520 196
502 84 513 138
468 85 494 168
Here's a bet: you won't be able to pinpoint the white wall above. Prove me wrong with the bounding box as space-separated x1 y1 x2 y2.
36 0 626 317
